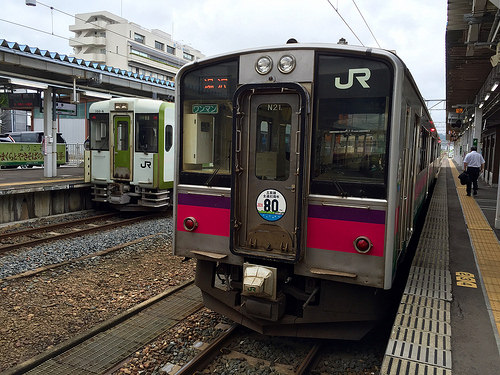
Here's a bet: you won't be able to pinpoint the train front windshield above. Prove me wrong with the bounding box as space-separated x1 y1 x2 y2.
311 55 392 199
135 114 158 153
89 114 109 150
179 60 238 187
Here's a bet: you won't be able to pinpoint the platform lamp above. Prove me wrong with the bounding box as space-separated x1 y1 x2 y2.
25 0 36 6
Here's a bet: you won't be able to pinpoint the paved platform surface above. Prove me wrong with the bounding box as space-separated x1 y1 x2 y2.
382 159 500 374
0 166 86 193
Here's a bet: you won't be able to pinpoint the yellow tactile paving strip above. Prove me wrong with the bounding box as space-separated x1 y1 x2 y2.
449 159 500 335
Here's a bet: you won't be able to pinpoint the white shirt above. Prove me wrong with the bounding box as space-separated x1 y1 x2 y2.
464 151 485 168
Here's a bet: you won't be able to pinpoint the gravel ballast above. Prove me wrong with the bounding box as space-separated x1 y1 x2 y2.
0 212 196 373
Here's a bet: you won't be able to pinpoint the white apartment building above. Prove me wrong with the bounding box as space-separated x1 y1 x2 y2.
69 11 204 82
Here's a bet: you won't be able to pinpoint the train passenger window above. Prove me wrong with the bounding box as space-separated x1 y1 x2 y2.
165 125 173 152
89 114 109 150
311 55 392 199
255 103 291 181
418 126 428 172
135 114 158 153
179 59 238 187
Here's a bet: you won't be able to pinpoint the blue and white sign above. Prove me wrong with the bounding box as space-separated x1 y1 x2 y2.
256 189 286 222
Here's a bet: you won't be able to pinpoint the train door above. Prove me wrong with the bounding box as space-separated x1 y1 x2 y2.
398 106 416 254
113 115 132 180
232 92 304 262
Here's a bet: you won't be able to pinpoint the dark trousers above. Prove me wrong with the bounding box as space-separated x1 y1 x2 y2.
466 167 480 195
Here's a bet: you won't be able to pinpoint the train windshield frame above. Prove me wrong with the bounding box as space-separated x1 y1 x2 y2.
89 113 110 151
310 54 393 199
135 113 159 153
178 59 239 187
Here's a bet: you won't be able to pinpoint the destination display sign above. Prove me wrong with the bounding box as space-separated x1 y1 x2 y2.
7 93 41 110
200 76 230 95
192 104 218 114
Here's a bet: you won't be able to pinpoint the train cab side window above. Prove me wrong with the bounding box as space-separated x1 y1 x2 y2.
135 114 158 153
89 114 109 151
165 125 173 152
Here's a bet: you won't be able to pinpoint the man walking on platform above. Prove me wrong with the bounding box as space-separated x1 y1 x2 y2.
463 146 485 197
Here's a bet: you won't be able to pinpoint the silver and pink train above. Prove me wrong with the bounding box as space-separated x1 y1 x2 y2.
173 42 441 339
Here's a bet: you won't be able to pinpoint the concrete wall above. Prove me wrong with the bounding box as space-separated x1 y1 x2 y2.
0 186 92 224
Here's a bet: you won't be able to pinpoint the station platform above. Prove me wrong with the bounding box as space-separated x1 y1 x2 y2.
0 167 90 224
382 159 500 374
0 166 86 194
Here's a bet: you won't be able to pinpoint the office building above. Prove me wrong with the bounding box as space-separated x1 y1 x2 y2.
69 11 204 82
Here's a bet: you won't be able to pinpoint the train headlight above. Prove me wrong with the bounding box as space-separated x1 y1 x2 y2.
183 217 198 231
353 236 372 254
255 55 273 75
278 54 296 74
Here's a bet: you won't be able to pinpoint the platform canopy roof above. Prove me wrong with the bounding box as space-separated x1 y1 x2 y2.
0 39 175 102
446 0 500 138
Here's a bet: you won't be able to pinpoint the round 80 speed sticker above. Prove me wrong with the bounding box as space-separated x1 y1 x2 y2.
256 189 287 222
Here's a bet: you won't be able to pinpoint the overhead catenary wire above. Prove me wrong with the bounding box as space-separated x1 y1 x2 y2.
325 0 365 46
351 0 381 48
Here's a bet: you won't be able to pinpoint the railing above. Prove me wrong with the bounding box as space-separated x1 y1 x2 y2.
66 143 85 167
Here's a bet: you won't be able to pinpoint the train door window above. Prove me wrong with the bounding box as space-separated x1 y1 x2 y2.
89 113 109 150
311 54 392 199
135 114 158 153
165 125 173 152
255 103 291 181
117 121 129 151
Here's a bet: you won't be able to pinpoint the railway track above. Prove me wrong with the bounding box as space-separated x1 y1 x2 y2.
176 326 322 375
0 212 161 254
5 280 203 375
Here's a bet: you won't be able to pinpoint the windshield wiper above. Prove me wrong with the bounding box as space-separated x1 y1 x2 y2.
205 165 221 186
205 152 230 186
332 178 349 198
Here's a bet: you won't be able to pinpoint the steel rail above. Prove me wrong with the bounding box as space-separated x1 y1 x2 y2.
294 342 322 375
0 212 117 241
0 213 161 254
175 324 239 375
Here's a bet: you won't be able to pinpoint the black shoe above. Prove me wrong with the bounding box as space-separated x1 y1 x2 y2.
473 191 477 196
467 193 471 196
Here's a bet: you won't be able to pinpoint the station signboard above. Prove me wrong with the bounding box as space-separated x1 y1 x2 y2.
7 93 41 110
40 100 78 116
55 102 77 116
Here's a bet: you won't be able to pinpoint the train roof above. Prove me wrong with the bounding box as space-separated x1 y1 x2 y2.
177 42 438 141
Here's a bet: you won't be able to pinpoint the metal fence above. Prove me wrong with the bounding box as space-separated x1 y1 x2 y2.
66 143 85 167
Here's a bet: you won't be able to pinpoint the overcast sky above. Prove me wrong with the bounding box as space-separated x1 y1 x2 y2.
1 0 447 134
